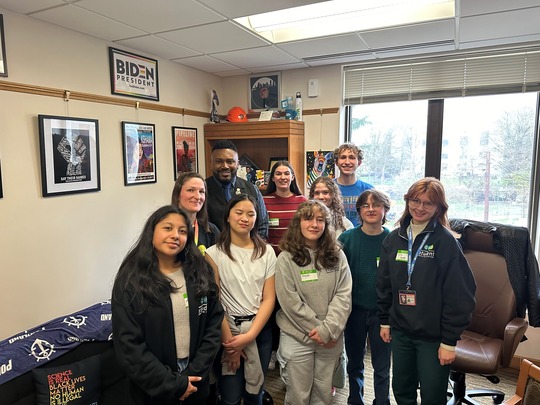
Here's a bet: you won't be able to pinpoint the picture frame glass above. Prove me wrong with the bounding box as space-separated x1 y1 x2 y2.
172 126 197 178
122 122 156 185
249 72 281 111
38 115 101 197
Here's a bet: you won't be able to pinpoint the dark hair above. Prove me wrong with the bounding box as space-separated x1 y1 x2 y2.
397 177 450 229
171 172 212 233
356 189 391 225
113 205 217 309
308 176 347 231
279 200 341 270
265 160 303 196
333 142 364 163
211 139 237 153
216 194 267 261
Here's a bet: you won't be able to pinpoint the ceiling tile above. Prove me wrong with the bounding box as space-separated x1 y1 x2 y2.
249 62 309 73
460 8 540 43
196 0 327 19
278 34 368 59
74 0 224 33
172 55 239 73
115 36 201 59
31 4 146 41
460 0 540 16
158 21 268 54
0 0 66 14
212 46 299 69
211 69 251 77
360 20 454 50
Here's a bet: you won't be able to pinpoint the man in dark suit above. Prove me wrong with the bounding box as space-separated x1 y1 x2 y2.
205 140 268 239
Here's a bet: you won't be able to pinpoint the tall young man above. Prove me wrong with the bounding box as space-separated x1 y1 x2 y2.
334 142 373 226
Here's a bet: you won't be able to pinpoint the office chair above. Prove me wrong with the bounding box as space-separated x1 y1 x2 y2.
447 221 529 404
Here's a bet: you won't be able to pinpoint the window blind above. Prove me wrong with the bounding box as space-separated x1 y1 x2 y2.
343 47 540 105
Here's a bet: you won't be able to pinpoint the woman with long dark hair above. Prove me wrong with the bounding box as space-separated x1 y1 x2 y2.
205 194 276 405
112 205 223 404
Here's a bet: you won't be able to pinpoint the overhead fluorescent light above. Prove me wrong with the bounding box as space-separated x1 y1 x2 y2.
236 0 455 43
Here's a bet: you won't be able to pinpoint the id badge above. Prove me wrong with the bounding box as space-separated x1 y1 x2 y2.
300 269 318 282
398 290 417 306
269 217 279 227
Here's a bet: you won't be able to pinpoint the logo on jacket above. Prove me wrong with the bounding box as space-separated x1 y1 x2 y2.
418 244 435 258
198 296 208 316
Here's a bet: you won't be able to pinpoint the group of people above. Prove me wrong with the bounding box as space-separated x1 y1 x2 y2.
111 139 477 405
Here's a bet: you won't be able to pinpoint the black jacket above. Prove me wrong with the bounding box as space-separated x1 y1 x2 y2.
377 218 476 346
205 175 268 239
451 218 540 327
112 279 223 405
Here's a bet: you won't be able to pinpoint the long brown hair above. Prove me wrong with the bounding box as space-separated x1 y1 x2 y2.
265 160 303 196
308 176 346 231
397 177 450 229
279 200 341 270
171 172 212 232
216 194 267 262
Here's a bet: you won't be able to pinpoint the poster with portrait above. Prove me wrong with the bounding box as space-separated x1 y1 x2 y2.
172 126 197 178
122 121 156 185
306 150 335 189
38 115 100 197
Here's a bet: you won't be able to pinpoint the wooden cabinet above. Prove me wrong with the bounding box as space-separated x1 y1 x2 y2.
204 120 305 192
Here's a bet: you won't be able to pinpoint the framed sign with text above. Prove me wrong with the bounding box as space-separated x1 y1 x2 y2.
109 47 159 101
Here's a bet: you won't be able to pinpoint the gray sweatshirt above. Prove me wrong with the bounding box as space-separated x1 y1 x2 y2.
275 249 352 344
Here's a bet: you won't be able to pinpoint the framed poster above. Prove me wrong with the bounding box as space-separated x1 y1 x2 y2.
306 150 335 189
0 14 7 77
249 72 280 111
122 121 156 186
109 47 159 101
172 126 197 178
38 115 100 197
0 157 3 199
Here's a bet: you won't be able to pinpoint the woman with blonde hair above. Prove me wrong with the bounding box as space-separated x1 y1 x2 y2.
309 176 354 237
275 200 352 404
377 177 476 405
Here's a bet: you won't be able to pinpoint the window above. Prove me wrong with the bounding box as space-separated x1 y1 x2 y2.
348 92 538 227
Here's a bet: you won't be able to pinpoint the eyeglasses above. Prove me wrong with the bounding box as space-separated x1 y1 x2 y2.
408 198 436 209
359 203 384 210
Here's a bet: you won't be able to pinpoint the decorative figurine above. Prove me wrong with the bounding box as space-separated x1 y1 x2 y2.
210 89 220 123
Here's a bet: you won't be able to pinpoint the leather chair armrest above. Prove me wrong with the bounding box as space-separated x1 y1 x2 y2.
502 318 528 366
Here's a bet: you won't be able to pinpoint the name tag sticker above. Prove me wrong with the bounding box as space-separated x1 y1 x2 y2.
269 217 279 227
300 269 318 282
376 257 380 267
395 250 408 262
183 293 189 308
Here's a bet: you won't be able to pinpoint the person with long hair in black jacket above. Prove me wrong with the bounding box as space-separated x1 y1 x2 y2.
112 205 223 405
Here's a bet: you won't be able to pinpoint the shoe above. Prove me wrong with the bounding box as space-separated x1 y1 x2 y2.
268 350 277 371
262 390 274 405
331 386 337 397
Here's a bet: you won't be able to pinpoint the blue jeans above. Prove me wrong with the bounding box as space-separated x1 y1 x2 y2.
345 307 391 405
218 321 272 405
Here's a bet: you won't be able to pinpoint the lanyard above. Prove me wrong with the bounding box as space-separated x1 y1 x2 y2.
194 219 199 246
406 226 430 290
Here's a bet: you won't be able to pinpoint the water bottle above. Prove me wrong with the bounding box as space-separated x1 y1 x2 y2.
295 92 302 121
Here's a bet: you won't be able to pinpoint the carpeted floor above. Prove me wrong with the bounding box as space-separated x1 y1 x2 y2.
264 348 518 404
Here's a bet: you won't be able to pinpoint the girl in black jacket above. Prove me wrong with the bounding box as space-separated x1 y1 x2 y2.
377 178 476 405
112 205 223 404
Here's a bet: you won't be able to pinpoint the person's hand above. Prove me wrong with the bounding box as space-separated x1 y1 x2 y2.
308 328 326 346
438 346 456 366
323 340 337 349
223 350 246 372
222 333 253 355
380 327 392 343
179 376 202 400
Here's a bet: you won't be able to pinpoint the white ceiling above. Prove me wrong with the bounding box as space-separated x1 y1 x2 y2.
1 0 540 77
